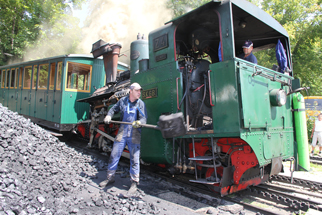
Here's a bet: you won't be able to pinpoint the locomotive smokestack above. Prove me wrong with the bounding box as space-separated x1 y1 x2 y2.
91 39 122 85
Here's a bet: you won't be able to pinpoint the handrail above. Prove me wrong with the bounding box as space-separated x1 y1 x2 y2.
176 77 181 110
208 70 214 106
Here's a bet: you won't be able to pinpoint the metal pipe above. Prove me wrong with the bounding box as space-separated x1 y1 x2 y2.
211 137 218 182
192 138 197 180
185 63 190 130
195 75 207 127
94 128 115 142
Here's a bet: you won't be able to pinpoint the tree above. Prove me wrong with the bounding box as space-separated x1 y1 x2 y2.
166 0 261 18
166 0 209 18
0 0 85 66
261 0 322 96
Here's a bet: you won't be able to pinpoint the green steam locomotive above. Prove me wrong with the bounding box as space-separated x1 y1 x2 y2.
78 0 310 196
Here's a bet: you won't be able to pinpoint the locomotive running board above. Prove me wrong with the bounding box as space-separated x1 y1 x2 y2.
188 156 214 161
189 179 220 185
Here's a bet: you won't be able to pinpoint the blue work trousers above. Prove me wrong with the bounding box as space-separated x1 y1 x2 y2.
107 136 141 183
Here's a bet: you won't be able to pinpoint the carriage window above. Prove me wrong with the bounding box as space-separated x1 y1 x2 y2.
1 70 5 88
10 68 16 88
6 69 10 88
19 68 23 89
38 64 49 90
14 68 18 88
66 62 92 91
0 70 3 88
56 62 62 91
49 63 55 90
32 65 37 89
23 66 32 89
1 70 6 88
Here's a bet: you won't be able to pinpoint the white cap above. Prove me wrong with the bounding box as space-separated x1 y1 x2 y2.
130 82 142 90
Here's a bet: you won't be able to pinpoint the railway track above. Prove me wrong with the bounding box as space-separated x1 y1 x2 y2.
310 155 322 165
64 136 322 215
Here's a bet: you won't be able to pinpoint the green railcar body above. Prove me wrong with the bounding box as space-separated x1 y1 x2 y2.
131 0 297 167
0 55 128 132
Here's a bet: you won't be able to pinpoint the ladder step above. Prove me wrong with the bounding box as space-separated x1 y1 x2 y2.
189 179 220 185
188 156 213 161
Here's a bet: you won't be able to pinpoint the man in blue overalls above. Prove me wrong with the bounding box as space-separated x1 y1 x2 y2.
99 83 147 194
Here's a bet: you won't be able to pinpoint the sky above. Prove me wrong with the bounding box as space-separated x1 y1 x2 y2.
72 2 90 28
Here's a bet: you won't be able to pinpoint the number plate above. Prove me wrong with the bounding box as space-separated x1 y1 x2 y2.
142 88 158 100
153 34 168 52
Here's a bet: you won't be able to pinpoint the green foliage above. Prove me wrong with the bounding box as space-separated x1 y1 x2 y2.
166 0 209 18
261 0 322 96
0 0 85 66
306 116 315 143
166 0 262 18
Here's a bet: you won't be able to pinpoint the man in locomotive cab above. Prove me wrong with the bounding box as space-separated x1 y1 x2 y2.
99 82 147 194
238 40 257 64
190 28 218 63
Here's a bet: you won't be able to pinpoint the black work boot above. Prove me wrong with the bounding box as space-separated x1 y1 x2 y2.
99 175 115 188
127 181 138 194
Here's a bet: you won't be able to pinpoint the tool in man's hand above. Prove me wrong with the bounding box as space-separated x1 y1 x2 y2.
108 112 187 138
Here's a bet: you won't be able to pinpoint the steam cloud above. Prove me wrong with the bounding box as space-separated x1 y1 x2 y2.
80 0 172 64
17 0 172 65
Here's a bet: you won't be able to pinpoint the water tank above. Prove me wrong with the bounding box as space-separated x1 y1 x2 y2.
130 33 149 74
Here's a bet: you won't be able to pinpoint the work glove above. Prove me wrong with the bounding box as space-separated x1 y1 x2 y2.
132 120 141 128
104 115 111 124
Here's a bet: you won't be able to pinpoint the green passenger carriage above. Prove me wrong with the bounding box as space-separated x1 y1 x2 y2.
0 55 128 132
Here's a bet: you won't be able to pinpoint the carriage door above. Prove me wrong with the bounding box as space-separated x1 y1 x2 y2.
46 62 56 122
3 69 10 107
16 68 23 114
21 66 32 116
35 64 49 120
8 68 17 111
52 62 63 124
1 69 5 105
29 65 38 117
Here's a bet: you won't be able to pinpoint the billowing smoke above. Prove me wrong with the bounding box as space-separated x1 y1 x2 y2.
80 0 172 64
20 15 83 63
16 0 172 65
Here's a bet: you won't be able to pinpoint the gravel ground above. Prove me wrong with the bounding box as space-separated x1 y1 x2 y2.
0 103 256 215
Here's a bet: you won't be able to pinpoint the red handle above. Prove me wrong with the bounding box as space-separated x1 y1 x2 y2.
176 77 181 110
208 70 214 106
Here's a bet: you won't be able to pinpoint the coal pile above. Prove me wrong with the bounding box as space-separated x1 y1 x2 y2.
0 104 161 215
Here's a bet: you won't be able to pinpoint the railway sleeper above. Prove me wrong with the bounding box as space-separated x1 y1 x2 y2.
246 186 320 212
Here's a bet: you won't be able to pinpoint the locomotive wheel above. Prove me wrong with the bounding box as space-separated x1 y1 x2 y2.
98 135 113 152
61 131 74 141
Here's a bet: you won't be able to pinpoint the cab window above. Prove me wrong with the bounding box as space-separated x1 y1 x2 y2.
66 62 92 91
0 70 3 88
38 64 49 90
56 62 62 90
49 63 55 90
1 70 6 88
23 66 32 89
10 68 16 88
19 68 23 89
6 69 10 88
32 65 37 89
14 68 18 88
